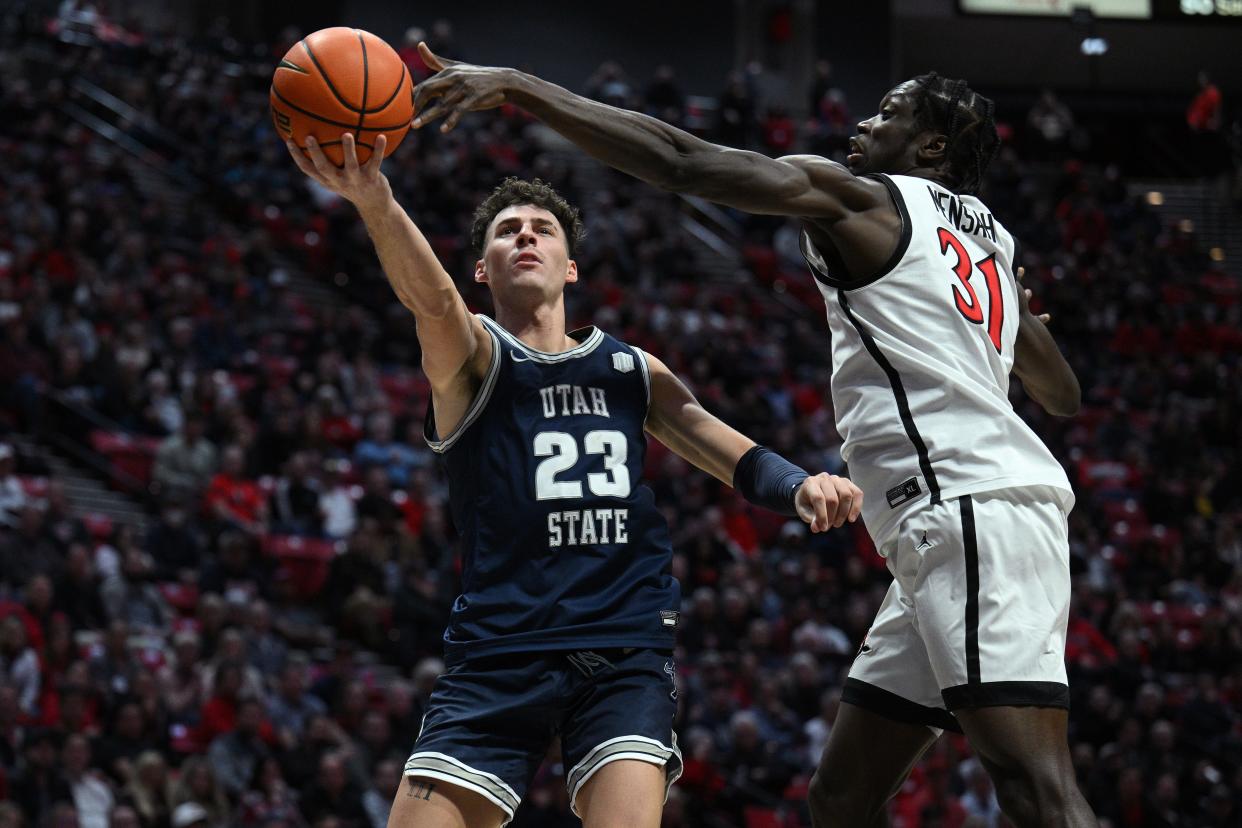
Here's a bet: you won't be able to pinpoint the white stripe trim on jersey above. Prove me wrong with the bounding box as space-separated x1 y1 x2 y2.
403 751 521 819
632 346 652 414
480 314 605 363
424 324 503 455
566 733 683 817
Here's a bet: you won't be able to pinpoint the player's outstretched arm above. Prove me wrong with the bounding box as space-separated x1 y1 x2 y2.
1012 267 1080 417
411 45 886 221
641 352 862 532
285 134 490 403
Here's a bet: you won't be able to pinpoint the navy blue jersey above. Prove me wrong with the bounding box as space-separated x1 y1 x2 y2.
425 315 681 664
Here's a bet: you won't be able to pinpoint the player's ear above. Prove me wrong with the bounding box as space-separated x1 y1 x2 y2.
919 132 948 165
474 259 488 283
565 259 578 284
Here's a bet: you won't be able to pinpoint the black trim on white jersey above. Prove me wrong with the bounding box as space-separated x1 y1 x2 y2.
842 678 963 733
798 173 913 290
941 681 1070 712
836 290 941 505
960 495 981 684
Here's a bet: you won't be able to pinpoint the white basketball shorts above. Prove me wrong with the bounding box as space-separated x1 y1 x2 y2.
845 485 1072 732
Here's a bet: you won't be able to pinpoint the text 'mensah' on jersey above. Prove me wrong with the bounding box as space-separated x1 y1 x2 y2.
800 174 1073 549
424 315 679 663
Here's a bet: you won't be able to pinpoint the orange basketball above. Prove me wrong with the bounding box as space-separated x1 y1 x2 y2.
270 27 412 166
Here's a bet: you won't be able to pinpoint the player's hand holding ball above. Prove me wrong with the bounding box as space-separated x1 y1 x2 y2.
272 27 412 212
795 473 863 533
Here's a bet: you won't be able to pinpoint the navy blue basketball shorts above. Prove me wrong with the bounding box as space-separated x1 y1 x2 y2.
403 647 682 824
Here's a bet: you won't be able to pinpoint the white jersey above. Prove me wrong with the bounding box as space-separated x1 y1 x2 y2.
802 173 1073 548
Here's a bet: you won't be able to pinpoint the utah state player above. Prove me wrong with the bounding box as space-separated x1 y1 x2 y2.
285 134 862 828
413 56 1100 827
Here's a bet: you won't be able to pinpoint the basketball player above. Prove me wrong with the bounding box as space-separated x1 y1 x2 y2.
284 134 862 828
413 52 1099 827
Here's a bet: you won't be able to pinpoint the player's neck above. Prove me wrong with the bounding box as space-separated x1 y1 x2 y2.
496 302 573 353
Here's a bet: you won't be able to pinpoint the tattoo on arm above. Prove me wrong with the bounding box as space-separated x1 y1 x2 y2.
406 778 436 800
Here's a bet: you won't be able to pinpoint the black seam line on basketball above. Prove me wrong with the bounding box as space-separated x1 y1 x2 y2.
301 37 365 114
961 495 981 685
372 62 407 113
355 30 368 140
836 290 941 503
277 58 309 75
271 87 410 131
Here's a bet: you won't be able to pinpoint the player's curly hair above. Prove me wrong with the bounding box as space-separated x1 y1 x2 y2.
470 177 586 258
909 73 1000 195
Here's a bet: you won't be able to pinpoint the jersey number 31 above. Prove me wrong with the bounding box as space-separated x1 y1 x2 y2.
938 227 1004 354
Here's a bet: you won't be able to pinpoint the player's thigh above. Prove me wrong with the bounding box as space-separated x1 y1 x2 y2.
812 701 938 809
954 704 1074 775
559 648 680 820
576 758 666 828
387 774 507 828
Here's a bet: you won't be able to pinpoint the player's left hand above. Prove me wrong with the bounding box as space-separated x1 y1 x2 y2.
795 473 863 533
1016 266 1052 326
412 43 512 132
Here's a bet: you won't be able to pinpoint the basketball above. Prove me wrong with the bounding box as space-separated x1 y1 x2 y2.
270 27 412 166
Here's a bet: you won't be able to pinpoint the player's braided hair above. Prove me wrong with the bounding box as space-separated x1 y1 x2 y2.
470 177 586 257
909 72 999 195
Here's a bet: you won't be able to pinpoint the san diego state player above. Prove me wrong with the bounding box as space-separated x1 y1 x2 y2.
413 56 1098 828
285 134 862 828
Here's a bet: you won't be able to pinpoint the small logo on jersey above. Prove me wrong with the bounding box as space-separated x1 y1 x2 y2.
664 661 678 700
612 352 635 373
916 531 932 550
660 610 680 629
566 650 615 677
509 349 531 363
856 632 873 658
886 477 921 508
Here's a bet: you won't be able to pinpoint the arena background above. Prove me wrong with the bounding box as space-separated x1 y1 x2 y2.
1 0 1240 826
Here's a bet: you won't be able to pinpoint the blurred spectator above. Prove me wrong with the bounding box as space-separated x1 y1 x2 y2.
1027 89 1075 157
122 750 174 828
152 416 217 505
12 729 71 823
0 618 40 717
206 697 270 798
298 752 366 827
360 758 400 828
0 445 25 529
204 445 268 536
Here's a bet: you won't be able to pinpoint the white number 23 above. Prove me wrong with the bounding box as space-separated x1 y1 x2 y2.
533 430 631 500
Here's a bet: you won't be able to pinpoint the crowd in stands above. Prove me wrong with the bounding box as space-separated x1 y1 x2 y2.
0 5 1240 828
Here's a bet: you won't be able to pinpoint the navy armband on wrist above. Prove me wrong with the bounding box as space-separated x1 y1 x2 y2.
732 445 809 516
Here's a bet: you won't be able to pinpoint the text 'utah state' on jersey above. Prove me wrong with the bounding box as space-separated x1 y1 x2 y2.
424 315 680 664
801 173 1073 549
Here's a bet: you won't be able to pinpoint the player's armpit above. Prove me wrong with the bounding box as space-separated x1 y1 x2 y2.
641 352 755 486
1012 309 1080 417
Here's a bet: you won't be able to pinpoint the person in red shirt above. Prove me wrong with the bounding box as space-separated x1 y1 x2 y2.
1187 71 1225 177
204 445 267 535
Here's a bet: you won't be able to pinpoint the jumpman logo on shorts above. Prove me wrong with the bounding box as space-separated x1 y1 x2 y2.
916 531 932 550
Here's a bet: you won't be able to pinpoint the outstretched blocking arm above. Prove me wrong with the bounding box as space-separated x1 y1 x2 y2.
1012 268 1080 417
412 45 885 221
285 134 491 433
641 351 862 532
